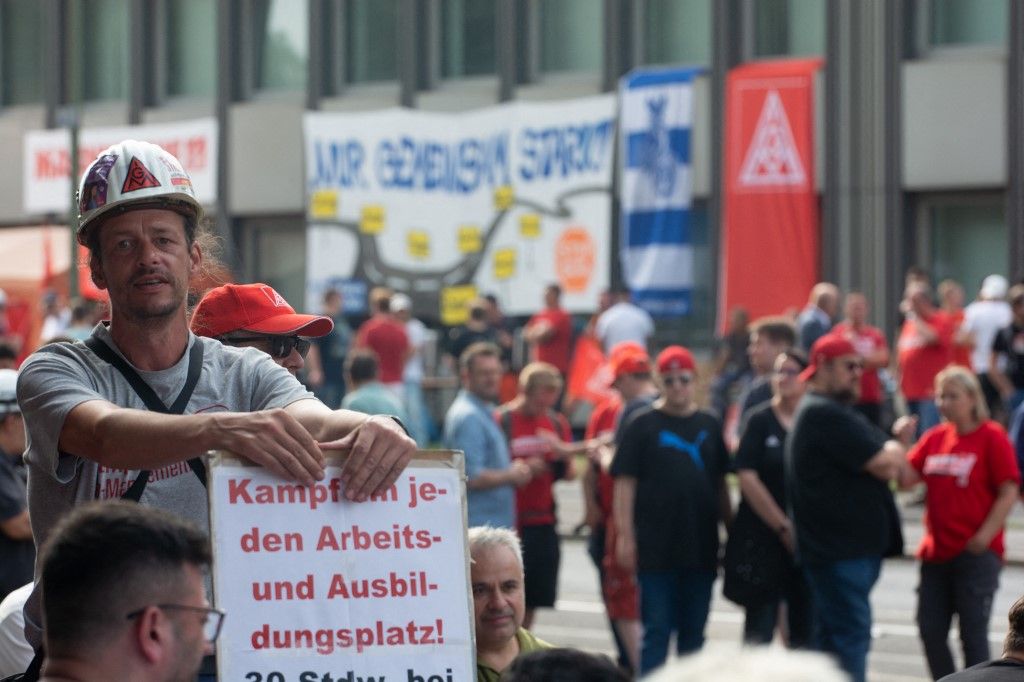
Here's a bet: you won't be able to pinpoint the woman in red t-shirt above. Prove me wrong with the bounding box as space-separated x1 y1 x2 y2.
897 366 1021 680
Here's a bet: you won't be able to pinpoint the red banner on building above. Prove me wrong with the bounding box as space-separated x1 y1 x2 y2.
720 58 823 330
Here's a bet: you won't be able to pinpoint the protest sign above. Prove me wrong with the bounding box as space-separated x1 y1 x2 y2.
209 452 472 682
303 95 615 317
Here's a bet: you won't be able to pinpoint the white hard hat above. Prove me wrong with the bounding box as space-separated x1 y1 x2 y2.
77 140 202 246
981 274 1008 300
0 369 19 416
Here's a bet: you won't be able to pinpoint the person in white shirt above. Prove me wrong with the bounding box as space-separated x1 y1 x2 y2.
961 274 1013 416
594 288 655 355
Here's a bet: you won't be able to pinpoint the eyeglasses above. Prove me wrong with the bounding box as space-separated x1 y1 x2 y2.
222 334 312 359
127 604 226 644
662 374 694 386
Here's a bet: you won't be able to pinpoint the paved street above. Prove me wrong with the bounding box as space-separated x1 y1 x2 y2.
531 480 1024 681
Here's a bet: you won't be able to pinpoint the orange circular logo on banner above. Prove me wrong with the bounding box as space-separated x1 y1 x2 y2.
555 227 595 294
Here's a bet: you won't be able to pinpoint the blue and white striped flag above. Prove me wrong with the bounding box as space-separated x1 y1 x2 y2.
619 65 703 317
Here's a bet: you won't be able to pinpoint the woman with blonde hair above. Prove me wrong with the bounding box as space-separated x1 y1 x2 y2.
896 365 1021 680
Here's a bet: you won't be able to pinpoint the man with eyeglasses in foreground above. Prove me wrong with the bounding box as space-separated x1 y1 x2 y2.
786 334 910 682
38 501 219 682
610 346 731 676
190 282 332 378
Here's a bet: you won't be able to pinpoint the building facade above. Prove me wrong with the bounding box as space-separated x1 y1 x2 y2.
0 0 1018 344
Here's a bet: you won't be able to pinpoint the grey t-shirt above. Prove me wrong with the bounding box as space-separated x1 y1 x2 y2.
16 324 312 645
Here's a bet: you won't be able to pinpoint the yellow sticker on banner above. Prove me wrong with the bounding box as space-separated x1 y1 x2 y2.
407 230 430 259
360 205 385 234
440 285 478 326
309 190 338 219
457 225 482 253
519 213 541 239
494 185 514 210
493 248 516 281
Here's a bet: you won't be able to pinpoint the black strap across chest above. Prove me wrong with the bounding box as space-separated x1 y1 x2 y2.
83 336 206 501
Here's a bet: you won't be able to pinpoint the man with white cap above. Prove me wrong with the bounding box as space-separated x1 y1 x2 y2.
0 369 31 603
15 140 415 662
390 292 430 446
190 282 333 377
962 274 1012 416
786 334 910 682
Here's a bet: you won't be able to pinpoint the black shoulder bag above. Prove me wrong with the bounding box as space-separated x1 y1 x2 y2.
83 336 207 499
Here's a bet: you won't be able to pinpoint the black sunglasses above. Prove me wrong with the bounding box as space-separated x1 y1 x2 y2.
222 335 311 359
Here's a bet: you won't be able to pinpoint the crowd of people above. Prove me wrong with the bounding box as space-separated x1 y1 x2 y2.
1 137 1024 682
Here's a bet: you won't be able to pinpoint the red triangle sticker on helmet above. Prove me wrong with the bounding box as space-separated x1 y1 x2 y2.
121 157 163 193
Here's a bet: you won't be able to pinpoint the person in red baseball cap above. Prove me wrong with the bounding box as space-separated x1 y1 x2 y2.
580 343 657 674
191 283 332 376
787 333 910 682
610 344 731 675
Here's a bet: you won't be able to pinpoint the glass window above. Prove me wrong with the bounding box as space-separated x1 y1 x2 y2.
253 0 307 91
754 0 825 58
77 0 129 101
166 0 216 97
441 0 495 77
1 0 43 104
347 0 398 83
643 0 711 67
540 0 602 73
931 0 1007 47
929 201 1007 296
244 219 308 309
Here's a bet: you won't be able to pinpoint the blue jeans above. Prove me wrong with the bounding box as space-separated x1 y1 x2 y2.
907 399 940 437
637 569 715 676
403 378 431 446
803 558 881 682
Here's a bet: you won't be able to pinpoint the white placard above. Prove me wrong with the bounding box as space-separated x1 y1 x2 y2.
23 117 218 214
209 453 472 682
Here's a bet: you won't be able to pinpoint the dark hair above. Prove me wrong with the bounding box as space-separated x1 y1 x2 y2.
0 342 16 362
501 649 629 682
545 283 562 298
345 348 380 383
750 316 797 347
1005 596 1024 654
459 341 501 374
40 501 210 654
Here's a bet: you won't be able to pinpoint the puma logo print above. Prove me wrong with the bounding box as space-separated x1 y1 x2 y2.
658 429 707 469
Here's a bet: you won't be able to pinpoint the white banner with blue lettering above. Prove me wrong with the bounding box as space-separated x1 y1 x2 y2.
619 65 703 318
304 96 614 321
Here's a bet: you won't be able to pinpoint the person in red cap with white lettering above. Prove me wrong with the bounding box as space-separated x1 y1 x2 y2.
787 333 910 682
610 345 730 676
190 282 333 377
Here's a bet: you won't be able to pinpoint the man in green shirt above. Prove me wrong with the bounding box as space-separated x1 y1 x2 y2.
470 526 553 681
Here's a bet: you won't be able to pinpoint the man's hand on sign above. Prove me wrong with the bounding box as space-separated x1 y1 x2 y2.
320 414 416 502
211 409 326 486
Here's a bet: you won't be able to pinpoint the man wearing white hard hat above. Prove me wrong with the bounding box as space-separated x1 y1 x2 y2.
15 140 415 661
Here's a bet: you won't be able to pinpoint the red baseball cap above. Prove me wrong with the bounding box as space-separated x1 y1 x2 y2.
656 345 696 374
799 334 858 382
190 283 334 338
610 350 651 383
